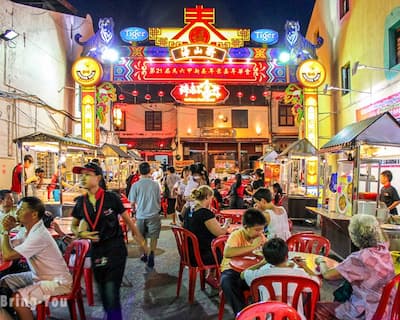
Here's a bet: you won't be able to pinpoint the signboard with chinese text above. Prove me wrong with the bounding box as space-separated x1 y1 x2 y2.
170 81 229 104
200 127 236 137
171 45 227 62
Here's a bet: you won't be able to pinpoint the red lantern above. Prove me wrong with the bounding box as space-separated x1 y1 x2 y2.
131 90 139 97
158 90 165 97
236 91 244 98
250 94 257 102
118 94 125 101
145 93 152 101
262 90 270 98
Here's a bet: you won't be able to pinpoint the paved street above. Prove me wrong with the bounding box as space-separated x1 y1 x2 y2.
46 218 340 320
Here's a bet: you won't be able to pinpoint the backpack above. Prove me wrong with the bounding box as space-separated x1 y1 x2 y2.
125 174 138 196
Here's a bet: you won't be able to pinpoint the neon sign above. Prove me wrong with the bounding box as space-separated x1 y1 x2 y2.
120 27 148 43
251 29 279 45
171 45 226 62
170 80 230 104
81 89 96 144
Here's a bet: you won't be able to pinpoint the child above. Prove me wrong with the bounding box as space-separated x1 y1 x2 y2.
253 188 291 240
241 238 320 320
379 170 400 215
220 208 267 316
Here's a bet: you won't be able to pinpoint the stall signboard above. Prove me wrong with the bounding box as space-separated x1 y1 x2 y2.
296 59 326 88
120 27 148 43
356 92 400 121
81 88 97 145
251 29 279 45
200 127 236 137
215 159 236 173
171 44 227 62
264 163 280 186
170 80 229 104
175 160 195 173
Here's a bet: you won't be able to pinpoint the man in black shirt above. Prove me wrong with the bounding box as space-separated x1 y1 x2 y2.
379 170 400 215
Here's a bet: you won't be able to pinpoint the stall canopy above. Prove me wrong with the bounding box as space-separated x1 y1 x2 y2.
128 149 143 161
101 143 130 158
320 112 400 152
13 132 97 149
258 150 279 162
278 138 318 158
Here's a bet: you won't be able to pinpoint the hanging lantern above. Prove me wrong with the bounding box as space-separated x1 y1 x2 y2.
131 90 139 97
236 91 244 98
262 90 270 98
118 94 125 101
145 93 152 101
113 105 123 127
158 90 165 97
250 94 257 102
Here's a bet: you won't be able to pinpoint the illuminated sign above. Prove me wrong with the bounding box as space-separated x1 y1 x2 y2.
148 5 250 48
114 59 269 83
170 80 229 104
251 29 279 45
171 45 227 62
71 57 103 86
296 59 326 88
120 27 148 43
81 89 96 144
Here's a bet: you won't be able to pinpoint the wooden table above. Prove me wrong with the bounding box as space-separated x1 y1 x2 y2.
230 251 339 273
220 209 245 224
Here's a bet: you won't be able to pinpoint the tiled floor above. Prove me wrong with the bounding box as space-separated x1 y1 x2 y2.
43 218 340 320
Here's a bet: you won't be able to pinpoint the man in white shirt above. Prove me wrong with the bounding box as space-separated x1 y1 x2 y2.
241 238 320 320
0 197 72 320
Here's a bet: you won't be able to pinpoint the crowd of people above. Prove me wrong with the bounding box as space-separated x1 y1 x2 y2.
0 157 397 319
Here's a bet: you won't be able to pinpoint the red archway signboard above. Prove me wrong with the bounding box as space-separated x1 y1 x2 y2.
170 80 229 104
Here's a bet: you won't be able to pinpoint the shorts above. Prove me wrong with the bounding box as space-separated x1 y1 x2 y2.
137 216 161 239
0 272 71 309
167 198 177 214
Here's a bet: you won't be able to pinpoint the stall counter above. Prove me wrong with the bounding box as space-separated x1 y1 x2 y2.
287 195 318 221
306 207 356 260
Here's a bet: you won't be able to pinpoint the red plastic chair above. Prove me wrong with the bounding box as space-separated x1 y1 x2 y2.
36 239 90 320
236 301 301 320
286 233 331 256
171 226 217 304
211 235 229 320
210 197 221 214
250 275 320 320
83 258 94 306
371 273 400 320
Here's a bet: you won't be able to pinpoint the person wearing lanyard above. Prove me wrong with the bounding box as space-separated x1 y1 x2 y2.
71 162 147 320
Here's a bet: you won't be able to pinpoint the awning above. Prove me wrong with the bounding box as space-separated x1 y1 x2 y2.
258 150 279 162
278 138 318 158
101 143 130 158
13 132 97 149
128 149 143 161
320 112 400 152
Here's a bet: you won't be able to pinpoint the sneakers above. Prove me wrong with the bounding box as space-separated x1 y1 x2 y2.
140 254 148 263
147 251 155 268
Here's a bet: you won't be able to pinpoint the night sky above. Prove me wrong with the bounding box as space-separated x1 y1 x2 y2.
68 0 315 44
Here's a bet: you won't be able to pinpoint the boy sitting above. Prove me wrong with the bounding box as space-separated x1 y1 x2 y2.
241 238 320 319
220 208 267 316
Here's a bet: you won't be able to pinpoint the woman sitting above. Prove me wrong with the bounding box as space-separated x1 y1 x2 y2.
184 185 229 265
272 182 283 205
314 214 395 320
229 173 245 209
253 188 291 240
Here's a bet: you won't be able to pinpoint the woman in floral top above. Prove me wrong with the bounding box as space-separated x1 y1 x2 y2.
314 214 395 320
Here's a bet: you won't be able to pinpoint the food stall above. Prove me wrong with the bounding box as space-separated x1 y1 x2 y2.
255 148 280 187
14 132 97 216
278 138 319 222
308 112 400 259
100 143 132 192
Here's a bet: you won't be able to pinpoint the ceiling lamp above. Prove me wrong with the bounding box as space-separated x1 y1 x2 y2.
0 29 19 41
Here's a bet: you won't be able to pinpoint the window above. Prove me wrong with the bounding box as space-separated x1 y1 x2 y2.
197 109 213 128
341 64 351 95
232 110 248 128
339 0 349 19
145 111 162 131
396 28 400 65
278 104 294 126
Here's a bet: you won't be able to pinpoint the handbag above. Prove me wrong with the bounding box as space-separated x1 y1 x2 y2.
333 279 353 302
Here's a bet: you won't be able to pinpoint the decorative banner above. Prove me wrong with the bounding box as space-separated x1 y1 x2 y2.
81 88 97 144
296 59 326 88
170 80 229 104
251 29 279 45
356 92 400 121
113 59 271 83
71 57 103 86
148 5 250 48
170 44 227 62
284 84 304 126
96 82 116 125
120 27 148 43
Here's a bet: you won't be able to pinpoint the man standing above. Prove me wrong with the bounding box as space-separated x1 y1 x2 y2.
10 155 37 202
164 166 180 225
379 170 400 215
0 197 72 320
129 162 161 269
